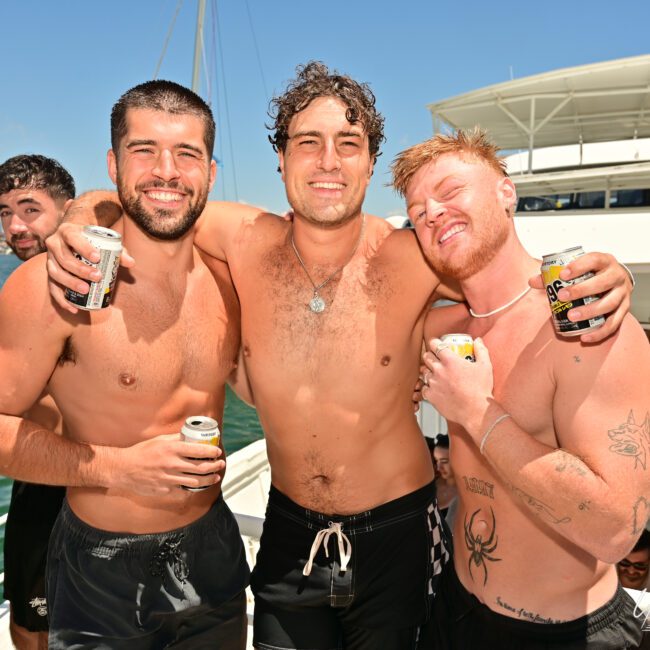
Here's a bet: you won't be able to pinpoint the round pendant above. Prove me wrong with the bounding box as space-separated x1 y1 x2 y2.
309 295 326 313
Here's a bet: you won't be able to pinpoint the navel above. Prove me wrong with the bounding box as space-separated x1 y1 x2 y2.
243 345 251 357
380 355 391 366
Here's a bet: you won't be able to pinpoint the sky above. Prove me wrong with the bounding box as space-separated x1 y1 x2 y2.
1 0 649 219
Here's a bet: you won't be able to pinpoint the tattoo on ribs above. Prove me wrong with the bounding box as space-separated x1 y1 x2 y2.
496 596 568 624
608 411 650 470
632 497 650 535
463 476 495 499
510 486 571 525
464 507 501 585
573 355 581 363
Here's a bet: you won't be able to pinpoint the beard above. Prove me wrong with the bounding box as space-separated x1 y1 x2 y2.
427 210 510 280
117 176 209 241
9 233 47 261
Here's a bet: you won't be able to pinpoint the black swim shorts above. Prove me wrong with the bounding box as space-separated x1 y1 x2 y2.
423 561 650 649
250 481 450 650
3 480 64 631
47 496 250 649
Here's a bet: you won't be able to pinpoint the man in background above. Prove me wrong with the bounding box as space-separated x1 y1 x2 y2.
618 530 650 591
0 154 74 649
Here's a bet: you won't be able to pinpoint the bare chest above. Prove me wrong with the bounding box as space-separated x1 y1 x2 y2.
52 272 240 398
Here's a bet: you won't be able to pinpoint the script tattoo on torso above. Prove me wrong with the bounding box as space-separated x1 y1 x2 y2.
463 475 495 499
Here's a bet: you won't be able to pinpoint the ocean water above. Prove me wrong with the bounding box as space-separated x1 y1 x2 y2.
0 253 264 571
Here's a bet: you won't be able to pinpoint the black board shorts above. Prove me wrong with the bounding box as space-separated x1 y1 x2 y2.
46 496 250 649
422 561 650 649
3 480 65 631
250 481 450 650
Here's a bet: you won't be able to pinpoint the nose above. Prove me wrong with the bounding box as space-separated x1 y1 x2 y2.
425 197 446 227
317 141 341 172
152 149 181 182
5 213 28 235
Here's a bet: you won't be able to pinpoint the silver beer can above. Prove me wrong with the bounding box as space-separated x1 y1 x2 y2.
64 226 122 310
541 246 605 337
180 416 221 492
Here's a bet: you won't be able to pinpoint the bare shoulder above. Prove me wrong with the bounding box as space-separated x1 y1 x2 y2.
0 255 75 415
424 302 468 341
0 254 73 330
553 314 650 376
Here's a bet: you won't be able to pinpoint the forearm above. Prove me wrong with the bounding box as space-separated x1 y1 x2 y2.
479 408 632 562
64 190 122 227
0 415 116 488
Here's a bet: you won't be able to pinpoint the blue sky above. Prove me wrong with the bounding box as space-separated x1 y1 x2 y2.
1 0 649 218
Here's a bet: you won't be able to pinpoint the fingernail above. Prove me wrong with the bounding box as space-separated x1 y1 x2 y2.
568 310 581 321
90 271 102 281
557 289 570 301
560 268 571 280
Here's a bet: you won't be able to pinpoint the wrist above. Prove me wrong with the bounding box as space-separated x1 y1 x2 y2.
465 399 506 443
82 444 119 489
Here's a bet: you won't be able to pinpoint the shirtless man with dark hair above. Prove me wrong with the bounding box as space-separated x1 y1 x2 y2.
0 154 75 649
0 81 249 649
45 63 634 650
393 128 650 649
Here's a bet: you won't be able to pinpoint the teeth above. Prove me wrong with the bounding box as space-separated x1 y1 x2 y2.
440 224 465 244
310 182 344 190
147 191 182 202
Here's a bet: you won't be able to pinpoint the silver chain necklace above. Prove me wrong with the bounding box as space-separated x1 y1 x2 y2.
291 215 366 313
469 286 531 318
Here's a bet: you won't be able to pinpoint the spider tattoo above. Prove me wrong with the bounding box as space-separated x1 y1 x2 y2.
464 507 501 585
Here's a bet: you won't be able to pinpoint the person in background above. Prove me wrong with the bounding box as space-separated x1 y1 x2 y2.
618 530 650 591
0 154 75 650
433 434 458 526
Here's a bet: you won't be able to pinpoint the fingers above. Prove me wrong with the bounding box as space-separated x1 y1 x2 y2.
561 251 610 281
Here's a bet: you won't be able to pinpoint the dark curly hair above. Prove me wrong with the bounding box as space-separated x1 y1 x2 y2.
268 61 385 164
0 154 75 200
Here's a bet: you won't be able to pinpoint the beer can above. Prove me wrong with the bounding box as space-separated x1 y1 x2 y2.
441 333 475 362
541 246 605 337
64 226 122 310
180 416 221 492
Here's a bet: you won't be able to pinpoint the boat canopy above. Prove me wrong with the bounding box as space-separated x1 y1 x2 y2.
427 54 650 169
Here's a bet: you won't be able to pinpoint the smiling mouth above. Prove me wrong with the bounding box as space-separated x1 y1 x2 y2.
309 182 345 190
144 190 185 203
439 223 466 244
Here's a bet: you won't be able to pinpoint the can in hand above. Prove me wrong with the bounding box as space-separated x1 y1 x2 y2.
180 416 221 492
64 226 122 310
440 333 475 362
541 246 605 337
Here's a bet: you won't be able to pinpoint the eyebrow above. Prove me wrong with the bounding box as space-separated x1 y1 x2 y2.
290 130 364 140
125 139 204 155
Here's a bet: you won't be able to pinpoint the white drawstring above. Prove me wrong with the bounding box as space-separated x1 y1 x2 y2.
302 521 352 576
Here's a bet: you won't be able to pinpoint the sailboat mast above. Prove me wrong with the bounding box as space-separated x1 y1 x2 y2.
191 0 207 93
